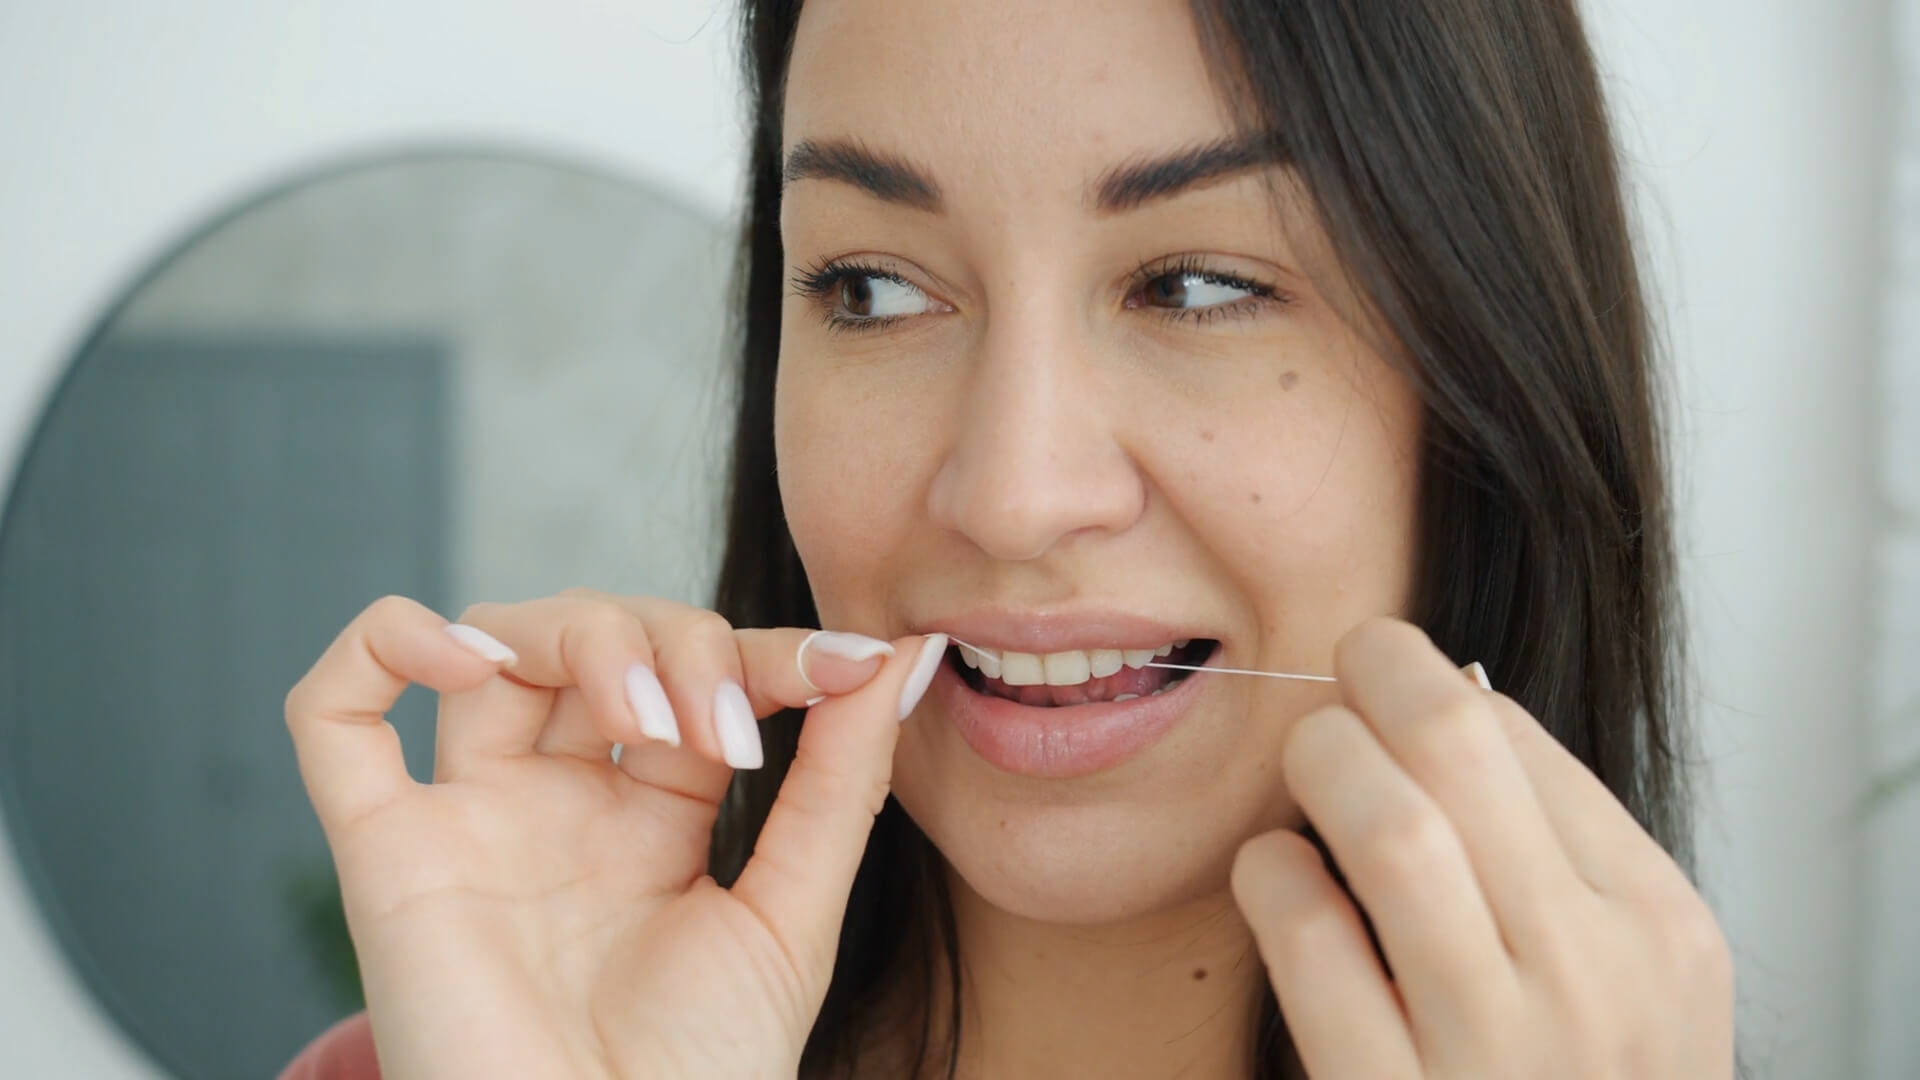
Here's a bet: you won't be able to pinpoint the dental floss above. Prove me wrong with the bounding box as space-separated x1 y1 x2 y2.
948 636 1337 684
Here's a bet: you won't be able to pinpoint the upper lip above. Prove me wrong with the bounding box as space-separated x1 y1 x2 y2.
914 609 1216 654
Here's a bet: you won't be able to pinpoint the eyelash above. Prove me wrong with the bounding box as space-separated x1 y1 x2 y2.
789 255 1287 334
1129 255 1284 327
790 258 915 334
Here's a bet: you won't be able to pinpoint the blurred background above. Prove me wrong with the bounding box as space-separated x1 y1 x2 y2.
0 1 1910 1077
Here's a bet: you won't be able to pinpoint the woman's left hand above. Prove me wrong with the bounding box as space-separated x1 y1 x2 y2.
1231 618 1734 1079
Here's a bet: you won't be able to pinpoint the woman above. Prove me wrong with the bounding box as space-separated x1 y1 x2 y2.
281 0 1734 1076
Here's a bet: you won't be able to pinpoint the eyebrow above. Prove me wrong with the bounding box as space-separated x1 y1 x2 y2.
779 133 1287 214
1092 134 1288 213
782 139 943 211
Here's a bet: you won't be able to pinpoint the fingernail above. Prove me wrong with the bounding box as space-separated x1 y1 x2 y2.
713 680 763 769
445 624 517 665
624 664 680 746
897 634 949 721
798 630 896 694
1464 661 1493 691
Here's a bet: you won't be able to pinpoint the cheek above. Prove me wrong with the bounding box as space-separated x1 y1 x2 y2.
1152 358 1423 646
773 354 934 622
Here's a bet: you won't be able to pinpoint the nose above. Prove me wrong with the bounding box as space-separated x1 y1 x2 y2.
925 304 1146 562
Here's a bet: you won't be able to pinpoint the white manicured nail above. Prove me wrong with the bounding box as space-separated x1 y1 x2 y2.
797 630 895 693
713 680 763 769
444 624 517 665
624 664 680 746
1465 662 1493 691
897 634 949 721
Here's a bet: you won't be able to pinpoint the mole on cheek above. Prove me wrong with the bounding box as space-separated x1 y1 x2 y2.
1249 492 1262 504
1279 371 1301 390
1200 430 1216 443
1192 968 1208 981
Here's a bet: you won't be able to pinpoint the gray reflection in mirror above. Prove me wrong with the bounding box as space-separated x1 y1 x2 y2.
0 153 731 1079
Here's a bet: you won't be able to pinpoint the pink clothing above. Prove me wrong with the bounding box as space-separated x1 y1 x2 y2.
280 1012 380 1080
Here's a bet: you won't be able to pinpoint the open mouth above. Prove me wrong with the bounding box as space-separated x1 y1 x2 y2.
948 638 1222 708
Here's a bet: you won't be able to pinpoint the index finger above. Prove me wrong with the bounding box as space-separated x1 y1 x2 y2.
457 595 893 769
285 595 511 828
1333 618 1584 925
734 628 897 713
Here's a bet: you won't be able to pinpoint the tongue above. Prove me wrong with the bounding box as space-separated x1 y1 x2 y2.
979 663 1178 707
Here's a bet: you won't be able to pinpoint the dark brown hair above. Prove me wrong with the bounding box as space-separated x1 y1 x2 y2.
710 2 1692 1076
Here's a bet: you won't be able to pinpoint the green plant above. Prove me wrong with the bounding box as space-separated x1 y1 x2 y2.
284 861 364 1012
1862 699 1920 816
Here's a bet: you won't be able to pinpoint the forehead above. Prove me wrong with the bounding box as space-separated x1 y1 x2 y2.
782 0 1235 188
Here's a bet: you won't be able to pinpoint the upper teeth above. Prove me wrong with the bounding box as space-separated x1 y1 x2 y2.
959 641 1190 687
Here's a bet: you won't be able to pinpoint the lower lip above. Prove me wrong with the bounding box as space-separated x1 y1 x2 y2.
934 656 1210 779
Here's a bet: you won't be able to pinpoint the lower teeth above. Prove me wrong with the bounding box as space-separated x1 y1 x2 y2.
1107 684 1178 703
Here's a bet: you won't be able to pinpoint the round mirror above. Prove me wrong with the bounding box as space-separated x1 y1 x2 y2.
0 151 733 1079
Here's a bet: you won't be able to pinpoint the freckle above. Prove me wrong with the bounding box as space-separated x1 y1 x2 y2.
998 819 1008 830
1249 492 1262 504
1279 371 1300 390
1192 967 1208 981
1200 430 1215 443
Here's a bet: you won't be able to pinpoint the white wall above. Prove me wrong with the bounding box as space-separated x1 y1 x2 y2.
1863 1 1920 1074
0 2 1896 1078
1581 1 1891 1075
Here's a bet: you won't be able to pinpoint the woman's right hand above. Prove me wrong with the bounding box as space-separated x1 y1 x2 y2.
284 591 947 1080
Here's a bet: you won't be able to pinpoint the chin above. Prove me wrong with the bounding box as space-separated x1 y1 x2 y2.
917 793 1249 924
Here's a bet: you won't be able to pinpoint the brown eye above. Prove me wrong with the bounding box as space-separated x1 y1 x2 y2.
1139 270 1254 310
840 275 875 316
830 271 930 320
1144 273 1190 308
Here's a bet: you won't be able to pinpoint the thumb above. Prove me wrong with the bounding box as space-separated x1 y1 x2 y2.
729 633 947 976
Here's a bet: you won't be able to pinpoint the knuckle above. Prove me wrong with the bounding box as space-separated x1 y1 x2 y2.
453 599 500 625
578 597 641 638
685 608 737 640
1404 693 1501 772
557 599 653 669
1661 899 1734 991
665 609 738 657
1631 857 1725 951
1359 802 1456 884
860 766 894 818
369 593 420 622
283 677 316 727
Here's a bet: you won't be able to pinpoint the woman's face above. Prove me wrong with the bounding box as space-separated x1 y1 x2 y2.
774 0 1422 923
